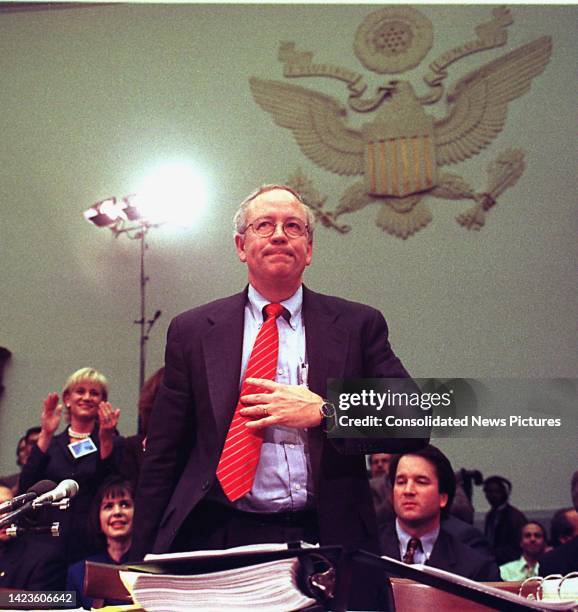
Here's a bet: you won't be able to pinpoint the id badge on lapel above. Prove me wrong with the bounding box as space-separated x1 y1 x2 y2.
68 437 97 459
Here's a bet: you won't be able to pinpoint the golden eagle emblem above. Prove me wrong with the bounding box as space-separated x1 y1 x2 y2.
250 7 552 239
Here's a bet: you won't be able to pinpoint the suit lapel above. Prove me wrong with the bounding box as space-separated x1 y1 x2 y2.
55 430 75 465
302 286 350 479
381 524 402 560
202 290 246 441
302 286 349 397
427 529 456 572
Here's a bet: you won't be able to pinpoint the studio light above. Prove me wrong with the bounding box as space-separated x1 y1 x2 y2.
83 161 208 405
83 195 158 236
83 198 125 227
121 195 142 221
83 194 163 405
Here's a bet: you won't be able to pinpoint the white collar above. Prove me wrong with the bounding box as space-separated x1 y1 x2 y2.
247 284 303 330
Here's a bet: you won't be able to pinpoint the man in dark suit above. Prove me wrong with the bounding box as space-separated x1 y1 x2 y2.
380 445 500 581
483 475 527 565
131 185 427 608
539 469 578 575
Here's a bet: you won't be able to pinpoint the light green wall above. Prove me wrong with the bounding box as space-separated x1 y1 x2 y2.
1 4 576 514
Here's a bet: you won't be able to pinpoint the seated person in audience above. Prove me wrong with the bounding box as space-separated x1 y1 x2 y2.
370 453 493 559
449 473 475 525
379 444 500 581
0 437 25 492
0 485 66 590
67 476 134 609
539 469 578 575
483 475 527 565
119 367 164 488
0 427 41 493
368 453 396 526
549 507 578 547
21 427 41 464
19 367 122 565
500 521 547 581
451 468 482 525
369 453 394 479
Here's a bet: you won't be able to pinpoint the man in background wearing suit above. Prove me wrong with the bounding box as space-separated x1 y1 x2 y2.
132 185 427 608
539 469 578 575
380 444 500 581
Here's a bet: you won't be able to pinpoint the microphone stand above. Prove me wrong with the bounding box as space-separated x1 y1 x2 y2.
0 498 72 528
6 522 60 538
0 503 34 529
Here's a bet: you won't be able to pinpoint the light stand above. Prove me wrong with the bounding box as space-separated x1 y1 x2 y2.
117 220 162 395
83 197 162 404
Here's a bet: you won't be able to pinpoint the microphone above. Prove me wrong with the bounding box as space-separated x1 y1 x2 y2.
31 479 79 508
146 310 162 334
0 480 56 514
0 480 78 528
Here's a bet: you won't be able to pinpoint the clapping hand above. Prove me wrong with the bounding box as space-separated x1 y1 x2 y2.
98 402 120 459
41 393 63 434
37 393 63 452
98 402 120 433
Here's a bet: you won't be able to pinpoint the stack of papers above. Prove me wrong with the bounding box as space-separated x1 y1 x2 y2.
121 557 316 612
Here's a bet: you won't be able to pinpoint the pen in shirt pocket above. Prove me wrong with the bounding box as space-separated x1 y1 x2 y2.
298 361 309 387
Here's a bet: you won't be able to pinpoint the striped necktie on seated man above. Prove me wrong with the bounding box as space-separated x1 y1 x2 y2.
403 537 422 564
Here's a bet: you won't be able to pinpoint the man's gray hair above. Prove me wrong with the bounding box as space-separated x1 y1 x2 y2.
233 184 316 242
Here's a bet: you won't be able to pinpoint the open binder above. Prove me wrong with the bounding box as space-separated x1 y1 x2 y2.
84 543 348 611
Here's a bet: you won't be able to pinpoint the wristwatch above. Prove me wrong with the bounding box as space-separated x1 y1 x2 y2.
319 401 336 433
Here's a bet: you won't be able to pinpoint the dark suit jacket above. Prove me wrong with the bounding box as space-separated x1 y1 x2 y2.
484 503 527 565
19 428 120 563
441 515 494 561
132 286 428 559
0 536 66 591
380 522 501 582
118 433 145 489
539 537 578 575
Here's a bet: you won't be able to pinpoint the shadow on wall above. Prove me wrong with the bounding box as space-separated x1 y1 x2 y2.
0 347 11 401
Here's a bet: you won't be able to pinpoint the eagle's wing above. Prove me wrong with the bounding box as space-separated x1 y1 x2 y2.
434 36 552 166
250 77 365 176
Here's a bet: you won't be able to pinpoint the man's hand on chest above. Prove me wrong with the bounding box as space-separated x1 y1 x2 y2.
239 378 323 429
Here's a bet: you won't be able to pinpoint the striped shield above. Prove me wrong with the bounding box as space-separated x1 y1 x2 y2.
365 134 438 197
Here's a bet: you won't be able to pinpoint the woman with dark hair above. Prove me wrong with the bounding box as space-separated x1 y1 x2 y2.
66 476 134 609
19 368 122 564
119 367 164 487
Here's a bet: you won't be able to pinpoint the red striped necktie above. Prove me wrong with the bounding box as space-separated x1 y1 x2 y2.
216 302 284 501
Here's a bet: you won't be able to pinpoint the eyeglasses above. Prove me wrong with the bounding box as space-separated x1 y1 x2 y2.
244 217 309 239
